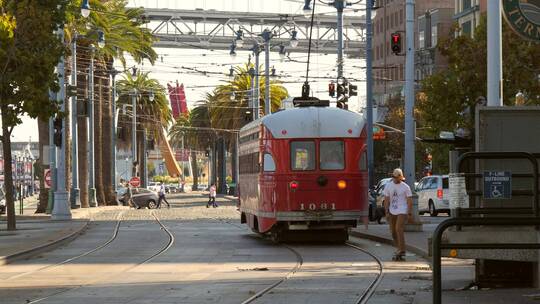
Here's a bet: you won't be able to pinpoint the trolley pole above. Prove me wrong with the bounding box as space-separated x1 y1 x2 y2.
333 0 345 83
366 0 374 190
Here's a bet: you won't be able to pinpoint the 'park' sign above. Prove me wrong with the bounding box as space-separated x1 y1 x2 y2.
503 0 540 42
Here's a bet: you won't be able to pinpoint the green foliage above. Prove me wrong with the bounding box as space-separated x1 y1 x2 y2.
420 15 540 137
0 0 67 128
152 175 179 184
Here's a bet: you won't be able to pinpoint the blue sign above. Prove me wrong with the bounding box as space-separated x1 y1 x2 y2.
159 163 164 174
483 171 512 199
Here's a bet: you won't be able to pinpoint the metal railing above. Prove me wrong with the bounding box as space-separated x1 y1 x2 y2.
433 151 540 303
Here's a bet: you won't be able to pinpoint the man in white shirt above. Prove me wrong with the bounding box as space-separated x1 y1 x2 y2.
383 168 413 261
158 182 170 208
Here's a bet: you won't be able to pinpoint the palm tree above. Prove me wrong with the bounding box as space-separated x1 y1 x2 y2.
169 102 216 190
206 64 288 191
116 71 172 187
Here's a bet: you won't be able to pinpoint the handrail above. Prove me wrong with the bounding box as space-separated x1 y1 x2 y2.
432 217 540 304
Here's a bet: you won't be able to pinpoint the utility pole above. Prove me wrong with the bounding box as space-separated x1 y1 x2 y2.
52 26 72 220
88 45 97 207
249 64 255 121
142 129 148 188
487 0 502 106
261 29 272 115
47 91 57 214
70 35 80 209
404 0 421 229
253 43 261 120
332 0 346 83
366 0 374 189
131 88 137 178
111 68 119 196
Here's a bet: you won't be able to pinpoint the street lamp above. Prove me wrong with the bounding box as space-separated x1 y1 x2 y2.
290 30 299 48
302 0 313 18
235 29 244 48
97 30 105 49
81 0 90 18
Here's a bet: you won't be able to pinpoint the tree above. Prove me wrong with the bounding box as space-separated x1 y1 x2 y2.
0 0 66 229
116 71 172 187
420 15 540 138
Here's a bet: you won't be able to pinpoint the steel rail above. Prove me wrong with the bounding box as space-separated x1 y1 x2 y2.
346 241 385 304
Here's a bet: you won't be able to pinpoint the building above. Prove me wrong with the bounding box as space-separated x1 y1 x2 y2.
372 0 455 108
453 0 487 37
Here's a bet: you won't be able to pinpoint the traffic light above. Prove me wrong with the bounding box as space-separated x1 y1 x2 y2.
348 83 358 96
66 84 77 97
328 82 336 97
391 32 402 55
53 116 62 147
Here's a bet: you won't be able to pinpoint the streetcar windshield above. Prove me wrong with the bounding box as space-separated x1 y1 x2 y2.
320 141 345 170
291 141 316 171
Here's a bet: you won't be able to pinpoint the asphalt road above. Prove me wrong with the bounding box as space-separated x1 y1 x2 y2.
0 193 433 304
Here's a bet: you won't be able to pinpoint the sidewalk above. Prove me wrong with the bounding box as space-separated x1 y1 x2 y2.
351 216 540 304
0 196 122 266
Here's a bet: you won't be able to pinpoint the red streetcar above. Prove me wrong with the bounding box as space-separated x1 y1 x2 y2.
238 102 368 241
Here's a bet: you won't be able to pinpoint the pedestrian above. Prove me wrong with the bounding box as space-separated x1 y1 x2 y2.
157 182 170 208
127 185 140 209
207 183 218 208
383 168 413 261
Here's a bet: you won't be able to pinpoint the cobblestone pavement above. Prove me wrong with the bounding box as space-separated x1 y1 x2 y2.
0 193 434 304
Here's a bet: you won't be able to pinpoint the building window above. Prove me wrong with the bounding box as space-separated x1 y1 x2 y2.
400 9 404 24
394 12 398 28
462 20 472 36
462 0 472 11
431 24 438 47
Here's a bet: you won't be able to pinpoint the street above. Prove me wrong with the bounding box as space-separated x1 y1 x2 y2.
0 193 433 304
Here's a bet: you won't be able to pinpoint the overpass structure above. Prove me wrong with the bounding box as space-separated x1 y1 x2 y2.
143 8 367 58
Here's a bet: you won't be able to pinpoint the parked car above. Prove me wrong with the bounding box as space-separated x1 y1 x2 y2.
416 175 450 216
0 188 5 214
167 184 179 193
368 178 392 223
147 182 160 193
197 184 208 191
121 188 160 209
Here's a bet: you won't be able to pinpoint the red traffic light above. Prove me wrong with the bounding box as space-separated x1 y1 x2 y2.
328 82 336 97
391 32 401 55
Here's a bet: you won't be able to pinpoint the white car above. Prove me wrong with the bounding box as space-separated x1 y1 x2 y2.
147 182 160 193
416 175 450 216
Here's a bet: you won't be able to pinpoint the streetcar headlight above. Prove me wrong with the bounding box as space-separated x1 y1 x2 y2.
337 180 347 190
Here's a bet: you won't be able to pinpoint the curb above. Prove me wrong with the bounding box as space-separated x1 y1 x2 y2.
349 229 430 260
0 219 90 267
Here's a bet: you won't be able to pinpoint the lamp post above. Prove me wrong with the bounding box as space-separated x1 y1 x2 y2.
52 24 71 220
261 29 273 115
366 0 375 190
88 44 97 207
252 43 261 120
70 34 80 209
131 87 138 178
111 68 119 197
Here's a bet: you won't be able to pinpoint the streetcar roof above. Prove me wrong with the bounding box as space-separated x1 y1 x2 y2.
240 107 365 139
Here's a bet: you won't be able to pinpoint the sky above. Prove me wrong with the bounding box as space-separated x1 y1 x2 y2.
11 0 367 142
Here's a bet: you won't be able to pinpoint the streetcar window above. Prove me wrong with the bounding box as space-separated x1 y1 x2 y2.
290 141 315 171
320 141 345 170
263 153 276 172
359 151 367 171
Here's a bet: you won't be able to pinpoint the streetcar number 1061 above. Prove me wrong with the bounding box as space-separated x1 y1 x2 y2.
299 203 336 211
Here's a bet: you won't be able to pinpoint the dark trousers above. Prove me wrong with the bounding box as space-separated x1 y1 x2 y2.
158 194 170 208
207 196 217 207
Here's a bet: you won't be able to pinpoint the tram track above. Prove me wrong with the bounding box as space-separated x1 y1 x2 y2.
23 211 175 304
4 211 125 281
345 241 385 304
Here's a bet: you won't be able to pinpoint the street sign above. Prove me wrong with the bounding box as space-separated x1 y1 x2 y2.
44 169 52 189
373 126 385 140
449 173 469 209
129 176 141 188
483 171 512 199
